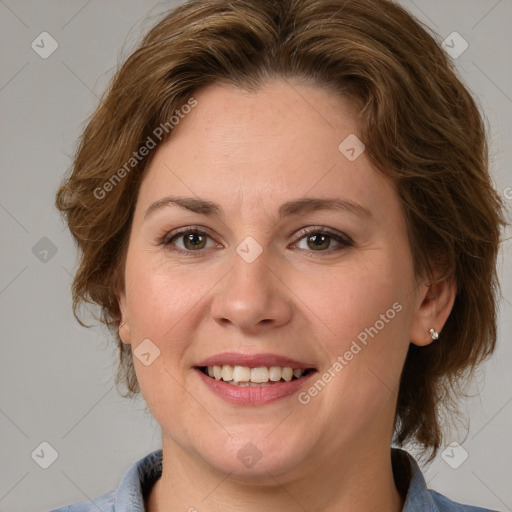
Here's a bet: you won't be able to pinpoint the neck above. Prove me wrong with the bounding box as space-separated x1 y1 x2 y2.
146 436 404 512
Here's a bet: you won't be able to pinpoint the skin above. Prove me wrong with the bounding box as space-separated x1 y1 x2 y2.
117 79 456 512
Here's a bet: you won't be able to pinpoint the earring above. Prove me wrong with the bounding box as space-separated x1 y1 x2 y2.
429 328 439 341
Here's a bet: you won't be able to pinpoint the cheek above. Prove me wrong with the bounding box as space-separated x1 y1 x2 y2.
123 253 211 432
301 250 414 402
303 258 410 351
124 251 214 339
122 252 208 405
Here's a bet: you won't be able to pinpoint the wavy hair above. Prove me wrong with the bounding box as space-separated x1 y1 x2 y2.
56 0 506 460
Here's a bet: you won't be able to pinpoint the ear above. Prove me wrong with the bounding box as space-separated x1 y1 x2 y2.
410 272 457 346
115 276 132 345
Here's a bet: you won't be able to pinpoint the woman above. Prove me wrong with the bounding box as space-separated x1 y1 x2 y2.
52 0 505 510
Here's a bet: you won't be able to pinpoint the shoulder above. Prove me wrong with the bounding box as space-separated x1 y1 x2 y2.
49 449 162 512
429 489 500 512
49 491 114 511
393 448 499 512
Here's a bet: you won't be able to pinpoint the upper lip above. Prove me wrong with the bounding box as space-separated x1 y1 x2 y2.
195 352 316 369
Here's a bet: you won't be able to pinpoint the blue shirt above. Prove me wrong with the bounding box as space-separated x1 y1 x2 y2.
51 448 498 511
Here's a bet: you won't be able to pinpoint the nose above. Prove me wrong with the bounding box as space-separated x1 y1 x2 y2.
210 246 293 333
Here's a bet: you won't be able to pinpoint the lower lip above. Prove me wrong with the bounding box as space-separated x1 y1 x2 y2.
195 369 316 406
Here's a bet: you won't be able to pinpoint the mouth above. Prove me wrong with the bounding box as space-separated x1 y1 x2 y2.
194 352 318 405
197 365 316 386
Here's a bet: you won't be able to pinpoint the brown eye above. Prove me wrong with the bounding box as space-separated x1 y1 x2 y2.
163 229 217 252
306 233 331 251
291 227 353 253
182 232 207 250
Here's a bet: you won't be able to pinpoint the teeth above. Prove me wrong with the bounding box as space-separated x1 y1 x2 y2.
233 365 251 382
206 365 306 384
251 366 269 383
268 366 282 381
221 365 233 381
282 367 293 382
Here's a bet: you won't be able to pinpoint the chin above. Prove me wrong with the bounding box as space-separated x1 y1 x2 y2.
194 428 312 483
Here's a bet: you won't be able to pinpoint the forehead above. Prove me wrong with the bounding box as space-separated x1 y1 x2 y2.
166 79 360 165
136 79 397 219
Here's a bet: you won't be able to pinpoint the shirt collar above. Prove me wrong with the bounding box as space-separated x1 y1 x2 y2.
392 448 438 512
113 448 435 511
114 450 163 511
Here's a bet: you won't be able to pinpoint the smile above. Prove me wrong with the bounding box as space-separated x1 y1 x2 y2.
194 352 317 405
199 365 314 386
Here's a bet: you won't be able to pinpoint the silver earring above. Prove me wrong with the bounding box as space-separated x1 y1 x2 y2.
429 328 439 341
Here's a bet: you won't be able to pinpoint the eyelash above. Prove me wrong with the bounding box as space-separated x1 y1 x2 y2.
161 226 353 257
290 226 353 254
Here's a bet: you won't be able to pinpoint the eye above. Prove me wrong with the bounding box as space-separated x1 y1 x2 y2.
290 227 353 253
162 228 220 253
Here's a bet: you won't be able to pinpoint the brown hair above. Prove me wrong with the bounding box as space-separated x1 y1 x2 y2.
56 0 505 460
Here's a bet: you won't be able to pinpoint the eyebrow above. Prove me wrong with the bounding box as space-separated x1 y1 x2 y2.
143 195 372 221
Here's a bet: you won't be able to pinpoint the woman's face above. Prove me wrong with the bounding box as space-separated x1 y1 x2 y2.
118 79 427 480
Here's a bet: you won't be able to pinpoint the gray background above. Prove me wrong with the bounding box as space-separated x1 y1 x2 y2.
0 1 511 511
